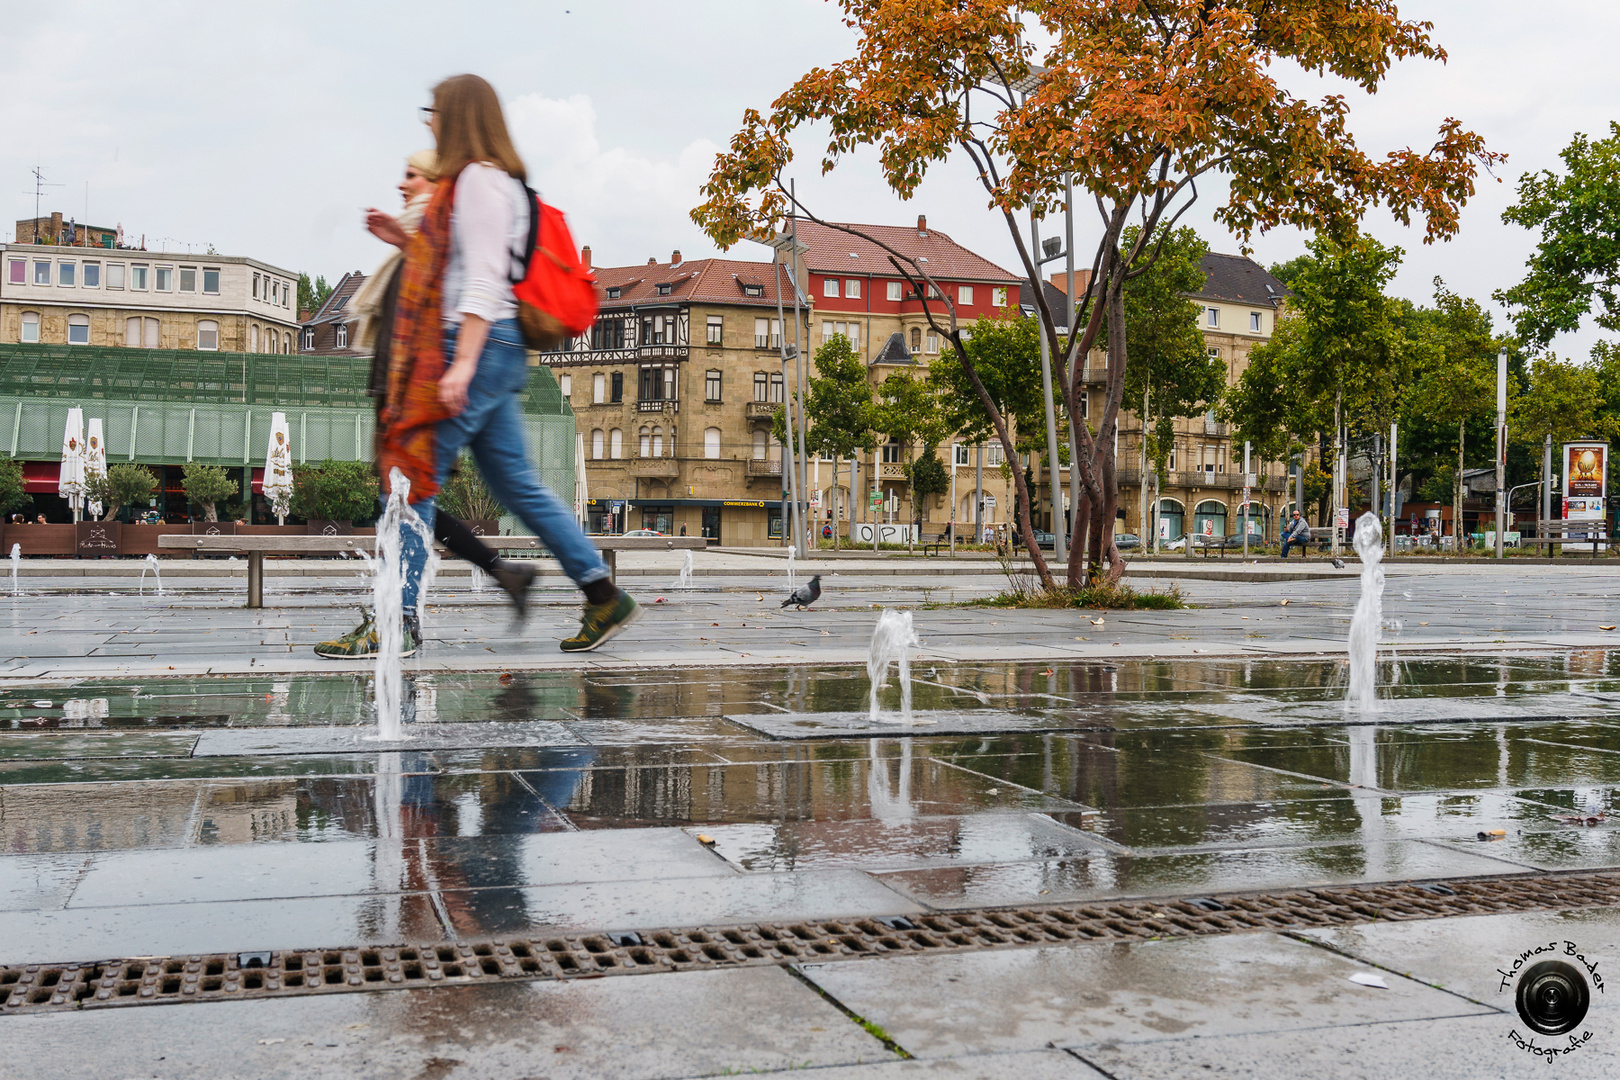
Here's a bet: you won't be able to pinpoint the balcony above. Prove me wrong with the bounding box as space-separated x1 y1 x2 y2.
1169 469 1242 490
629 458 681 478
878 462 908 481
746 458 783 477
1203 418 1229 436
636 399 677 414
745 401 781 420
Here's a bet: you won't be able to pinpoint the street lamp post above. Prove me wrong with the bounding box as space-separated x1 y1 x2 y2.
1495 346 1508 559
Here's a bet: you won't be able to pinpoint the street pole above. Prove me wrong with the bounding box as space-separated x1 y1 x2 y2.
772 238 802 554
1031 210 1067 565
949 443 957 556
1542 432 1553 543
1495 346 1508 559
1388 421 1398 557
975 443 984 545
1242 440 1251 559
789 191 812 557
1331 392 1344 558
1370 433 1381 549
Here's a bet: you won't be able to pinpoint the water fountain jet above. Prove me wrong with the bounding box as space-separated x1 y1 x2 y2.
9 543 19 597
868 609 931 725
1346 512 1384 712
370 468 439 742
672 549 694 590
139 553 164 597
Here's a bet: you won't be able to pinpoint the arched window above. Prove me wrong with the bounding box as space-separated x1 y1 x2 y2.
67 313 90 345
591 428 604 459
704 427 721 459
752 429 768 460
593 373 606 403
639 426 651 458
197 319 219 351
910 327 922 350
335 323 348 349
609 428 623 459
651 425 663 458
283 332 292 353
301 328 314 350
19 312 39 343
1193 499 1228 540
1156 498 1185 542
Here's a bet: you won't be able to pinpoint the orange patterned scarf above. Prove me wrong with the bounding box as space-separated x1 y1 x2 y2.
379 178 456 500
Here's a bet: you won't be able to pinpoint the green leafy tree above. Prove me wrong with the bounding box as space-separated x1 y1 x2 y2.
795 336 879 549
87 464 157 522
1117 226 1223 562
1497 123 1620 346
298 273 333 316
180 463 239 523
874 371 952 549
0 459 26 514
290 460 379 522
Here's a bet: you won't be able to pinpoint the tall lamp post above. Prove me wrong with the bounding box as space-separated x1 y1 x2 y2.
1495 346 1508 559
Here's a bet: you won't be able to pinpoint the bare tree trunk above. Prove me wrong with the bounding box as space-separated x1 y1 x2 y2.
204 502 219 522
1095 279 1129 583
1454 419 1465 547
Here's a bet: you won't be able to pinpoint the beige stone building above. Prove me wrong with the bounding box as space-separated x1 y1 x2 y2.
2 234 300 354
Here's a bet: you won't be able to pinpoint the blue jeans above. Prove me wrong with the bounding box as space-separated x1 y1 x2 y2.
400 319 608 609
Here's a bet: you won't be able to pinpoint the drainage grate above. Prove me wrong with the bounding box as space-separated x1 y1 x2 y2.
6 869 1620 1016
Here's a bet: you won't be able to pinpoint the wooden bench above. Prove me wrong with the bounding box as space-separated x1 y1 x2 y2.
159 533 707 607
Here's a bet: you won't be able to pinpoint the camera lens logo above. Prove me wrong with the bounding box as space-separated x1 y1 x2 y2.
1516 959 1591 1036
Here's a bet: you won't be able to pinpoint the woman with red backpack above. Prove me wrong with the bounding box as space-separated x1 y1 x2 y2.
321 73 638 658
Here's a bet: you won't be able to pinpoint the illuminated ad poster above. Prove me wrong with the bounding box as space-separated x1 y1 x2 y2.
1563 442 1608 522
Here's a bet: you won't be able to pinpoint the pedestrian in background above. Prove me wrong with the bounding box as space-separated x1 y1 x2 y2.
332 73 636 657
1281 511 1311 558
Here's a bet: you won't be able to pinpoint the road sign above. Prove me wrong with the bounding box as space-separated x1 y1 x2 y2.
982 495 996 507
1335 507 1350 529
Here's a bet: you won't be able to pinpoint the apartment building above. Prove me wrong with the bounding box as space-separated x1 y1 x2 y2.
1 231 300 354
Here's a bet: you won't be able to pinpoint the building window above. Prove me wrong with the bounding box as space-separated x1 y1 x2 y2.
910 327 922 350
655 283 671 296
925 333 939 353
640 366 667 401
769 372 784 403
130 264 148 290
652 425 663 458
1208 347 1221 360
958 285 973 305
591 316 626 350
106 264 125 289
591 428 604 459
33 261 50 285
58 262 75 287
705 369 722 402
706 315 723 345
609 428 623 459
704 427 721 459
1079 391 1089 418
302 328 314 350
155 266 173 291
1207 306 1219 328
203 268 220 294
824 278 839 298
125 316 159 348
250 326 259 351
954 444 970 466
1168 446 1177 471
6 259 22 284
882 441 901 463
993 287 1008 306
252 273 260 299
67 314 89 345
197 319 219 351
752 429 768 460
606 286 621 300
754 372 768 402
336 323 348 348
593 373 605 403
610 372 623 403
754 317 780 349
19 312 39 344
179 267 197 292
559 373 572 399
887 281 902 302
283 285 291 308
845 279 861 299
1250 311 1262 333
822 321 859 350
986 443 1004 467
82 262 100 288
640 426 651 457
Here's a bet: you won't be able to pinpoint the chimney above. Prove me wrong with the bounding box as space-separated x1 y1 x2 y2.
50 211 63 241
1048 269 1093 296
648 257 657 265
581 245 591 270
917 214 927 237
671 249 681 266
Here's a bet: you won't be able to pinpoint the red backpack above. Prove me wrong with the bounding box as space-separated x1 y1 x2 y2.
512 188 598 350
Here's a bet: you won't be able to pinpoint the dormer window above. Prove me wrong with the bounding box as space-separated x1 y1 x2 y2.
606 286 621 299
743 284 763 297
656 283 672 296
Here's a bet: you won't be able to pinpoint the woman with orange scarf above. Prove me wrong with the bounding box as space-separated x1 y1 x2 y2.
325 74 637 658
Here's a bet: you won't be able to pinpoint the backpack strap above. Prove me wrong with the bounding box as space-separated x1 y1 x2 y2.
514 184 541 284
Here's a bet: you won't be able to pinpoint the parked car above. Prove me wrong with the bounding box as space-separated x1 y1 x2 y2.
1114 533 1141 551
1012 528 1056 550
621 528 666 537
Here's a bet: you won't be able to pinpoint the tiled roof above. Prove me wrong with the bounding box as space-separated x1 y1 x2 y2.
789 219 1018 284
593 258 787 308
1018 280 1073 332
1193 254 1289 306
304 271 366 327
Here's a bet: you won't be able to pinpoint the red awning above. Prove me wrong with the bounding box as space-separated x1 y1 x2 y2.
250 467 265 494
22 462 60 493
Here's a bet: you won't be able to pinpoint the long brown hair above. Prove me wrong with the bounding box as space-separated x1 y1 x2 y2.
431 74 526 182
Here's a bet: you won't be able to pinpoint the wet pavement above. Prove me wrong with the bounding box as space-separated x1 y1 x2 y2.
4 570 1620 1076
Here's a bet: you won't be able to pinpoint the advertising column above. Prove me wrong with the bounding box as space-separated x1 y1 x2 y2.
1562 442 1609 546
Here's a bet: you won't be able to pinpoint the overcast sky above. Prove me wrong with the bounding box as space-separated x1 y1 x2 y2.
6 1 1616 359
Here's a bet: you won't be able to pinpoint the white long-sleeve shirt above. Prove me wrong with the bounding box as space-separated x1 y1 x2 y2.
443 163 529 325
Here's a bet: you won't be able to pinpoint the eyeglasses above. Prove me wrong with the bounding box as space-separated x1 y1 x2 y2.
419 106 436 122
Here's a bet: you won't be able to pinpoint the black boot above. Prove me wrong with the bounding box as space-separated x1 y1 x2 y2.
490 559 537 621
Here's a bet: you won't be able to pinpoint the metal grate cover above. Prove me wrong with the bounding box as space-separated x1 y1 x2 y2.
6 869 1620 1016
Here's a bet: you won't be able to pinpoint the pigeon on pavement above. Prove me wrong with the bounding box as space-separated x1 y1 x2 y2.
1332 557 1345 569
781 574 822 609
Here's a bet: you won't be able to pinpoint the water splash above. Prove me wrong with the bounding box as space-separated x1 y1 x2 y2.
1346 512 1384 712
370 468 439 741
138 553 164 597
9 543 19 597
786 544 797 590
868 609 931 724
672 549 694 590
470 566 489 593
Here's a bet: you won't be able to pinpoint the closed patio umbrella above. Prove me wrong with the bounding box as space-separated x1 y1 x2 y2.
59 408 86 523
264 412 294 524
84 418 108 520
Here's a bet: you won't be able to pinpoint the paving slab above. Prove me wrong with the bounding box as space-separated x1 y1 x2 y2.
192 721 587 756
800 1050 1106 1078
870 839 1533 909
0 966 893 1080
798 933 1493 1060
726 709 1080 740
0 852 85 911
0 730 200 760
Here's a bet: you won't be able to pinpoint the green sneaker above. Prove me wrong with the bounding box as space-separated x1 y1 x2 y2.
560 589 641 653
314 609 420 659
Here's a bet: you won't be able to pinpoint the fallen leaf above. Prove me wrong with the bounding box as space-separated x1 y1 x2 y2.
1279 599 1290 606
1089 617 1105 625
1601 625 1617 631
756 594 764 602
1419 621 1429 626
696 834 716 845
712 622 720 627
499 673 513 684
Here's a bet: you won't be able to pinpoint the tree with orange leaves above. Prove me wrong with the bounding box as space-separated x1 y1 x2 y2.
693 0 1500 591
